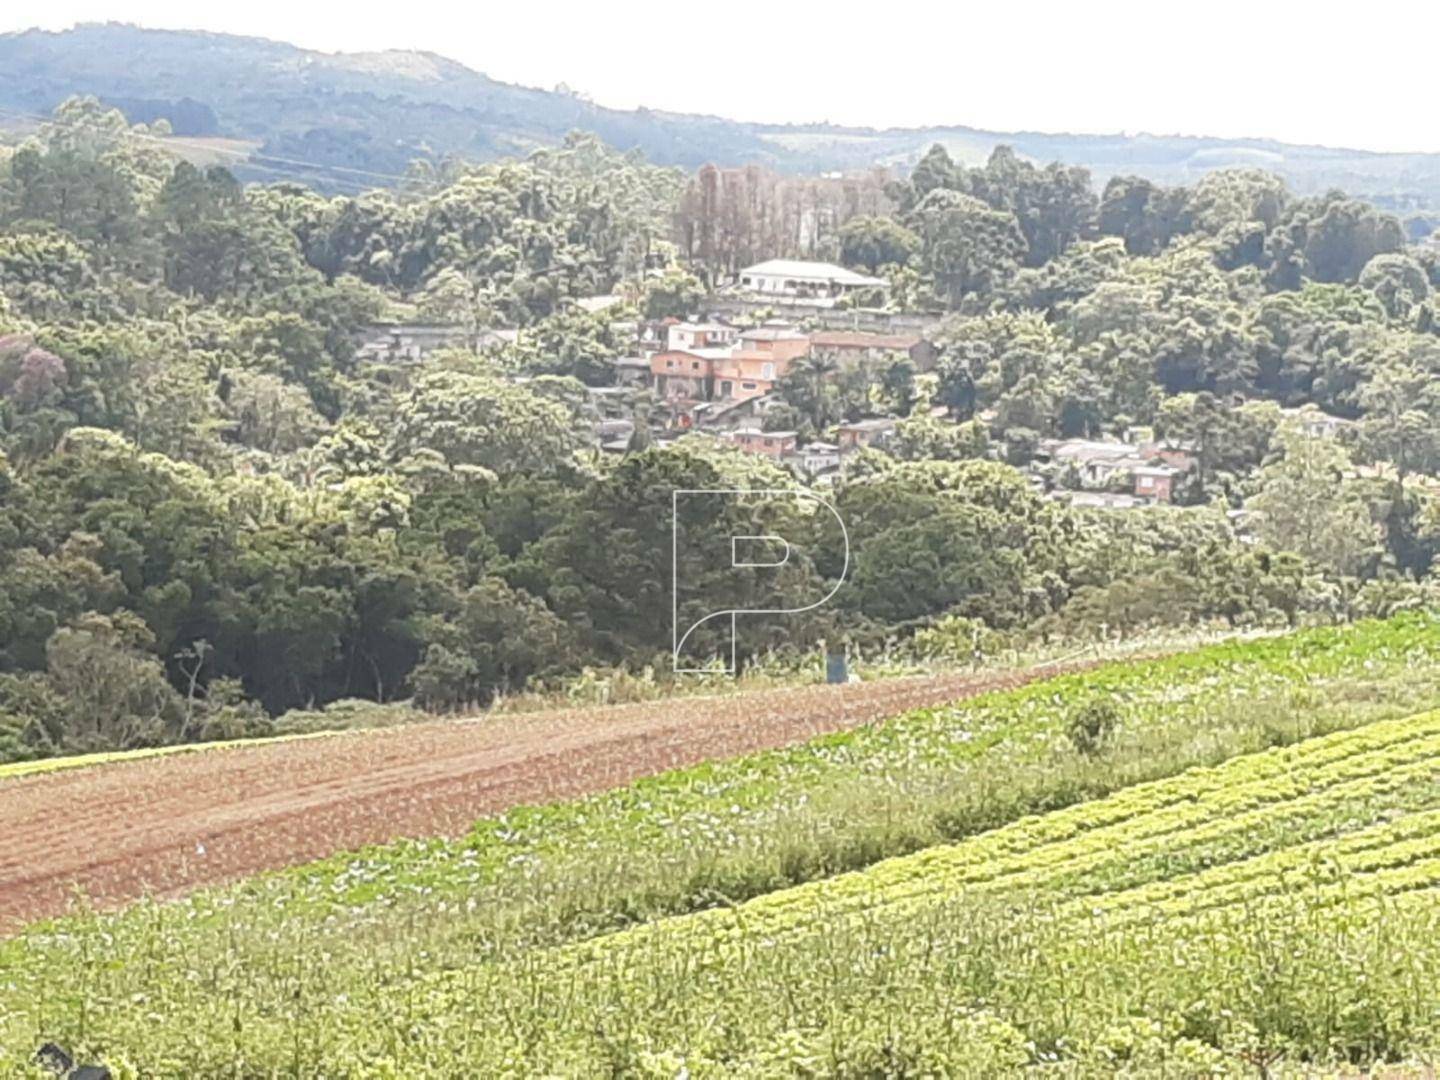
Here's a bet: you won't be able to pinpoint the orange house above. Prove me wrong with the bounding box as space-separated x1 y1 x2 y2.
738 326 811 362
650 349 725 400
712 327 809 401
1132 465 1181 503
809 331 936 371
730 427 798 458
713 352 786 401
836 417 897 450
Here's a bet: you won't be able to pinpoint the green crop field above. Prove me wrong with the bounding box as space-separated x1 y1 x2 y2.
360 708 1440 1076
4 615 1440 1076
8 31 1440 1077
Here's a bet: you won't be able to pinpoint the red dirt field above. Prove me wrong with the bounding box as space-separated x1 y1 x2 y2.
0 663 1093 933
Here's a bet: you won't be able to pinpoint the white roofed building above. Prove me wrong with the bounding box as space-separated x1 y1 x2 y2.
737 260 886 301
666 322 737 352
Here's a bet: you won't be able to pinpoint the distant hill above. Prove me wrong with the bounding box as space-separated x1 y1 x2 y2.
0 23 791 187
5 22 1440 213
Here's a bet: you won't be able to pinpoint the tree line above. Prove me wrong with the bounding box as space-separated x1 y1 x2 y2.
1 98 1437 763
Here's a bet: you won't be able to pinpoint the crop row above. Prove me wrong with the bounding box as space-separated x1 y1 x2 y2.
0 729 338 781
308 708 1440 1075
1079 806 1440 927
7 616 1440 1074
551 708 1440 964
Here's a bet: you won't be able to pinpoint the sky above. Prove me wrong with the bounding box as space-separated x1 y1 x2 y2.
5 2 1438 154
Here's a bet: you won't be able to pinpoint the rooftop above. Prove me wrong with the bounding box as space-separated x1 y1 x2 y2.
656 347 736 360
740 326 808 342
1046 439 1139 462
575 294 624 314
1057 491 1148 510
733 427 798 439
1279 405 1353 419
671 321 734 334
740 260 885 287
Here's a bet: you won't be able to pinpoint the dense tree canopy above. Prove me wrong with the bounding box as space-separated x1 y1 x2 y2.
1 102 1437 764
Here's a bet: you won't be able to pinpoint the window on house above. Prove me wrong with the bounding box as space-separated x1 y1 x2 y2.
742 382 756 390
692 362 700 371
761 363 775 380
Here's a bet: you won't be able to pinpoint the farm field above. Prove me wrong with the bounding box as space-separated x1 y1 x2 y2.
0 729 343 782
7 18 1440 1077
3 615 1440 1075
359 707 1440 1076
0 661 1098 930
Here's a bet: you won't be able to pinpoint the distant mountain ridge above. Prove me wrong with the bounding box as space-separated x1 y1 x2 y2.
4 22 1440 212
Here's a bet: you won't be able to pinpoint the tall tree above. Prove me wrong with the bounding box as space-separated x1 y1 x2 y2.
1246 425 1380 576
910 190 1027 308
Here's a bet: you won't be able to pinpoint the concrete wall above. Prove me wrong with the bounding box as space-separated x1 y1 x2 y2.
706 297 944 336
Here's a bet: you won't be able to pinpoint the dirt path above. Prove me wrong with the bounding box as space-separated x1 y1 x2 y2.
0 663 1092 932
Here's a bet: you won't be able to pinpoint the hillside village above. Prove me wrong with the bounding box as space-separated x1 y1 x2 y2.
356 256 1371 511
10 17 1440 1078
6 94 1435 752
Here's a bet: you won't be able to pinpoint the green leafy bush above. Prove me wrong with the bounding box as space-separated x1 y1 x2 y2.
1066 696 1121 754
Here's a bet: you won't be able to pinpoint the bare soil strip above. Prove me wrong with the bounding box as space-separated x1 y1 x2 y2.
0 664 1090 932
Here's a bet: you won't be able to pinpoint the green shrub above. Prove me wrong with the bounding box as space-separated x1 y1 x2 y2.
1066 696 1121 754
272 697 423 735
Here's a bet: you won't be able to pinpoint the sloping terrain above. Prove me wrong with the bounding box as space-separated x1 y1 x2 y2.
572 707 1440 957
0 23 786 181
5 24 1440 209
4 616 1440 1075
0 664 1069 930
417 708 1440 1073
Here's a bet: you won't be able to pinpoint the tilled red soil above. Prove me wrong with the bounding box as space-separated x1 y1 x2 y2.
0 663 1092 932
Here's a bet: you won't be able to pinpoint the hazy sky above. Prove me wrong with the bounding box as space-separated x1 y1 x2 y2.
6 2 1437 153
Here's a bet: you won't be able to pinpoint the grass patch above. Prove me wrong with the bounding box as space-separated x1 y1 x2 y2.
4 615 1440 1074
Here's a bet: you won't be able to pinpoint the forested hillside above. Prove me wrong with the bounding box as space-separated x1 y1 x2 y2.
0 23 794 181
2 98 1440 766
6 28 1440 1071
6 23 1440 217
